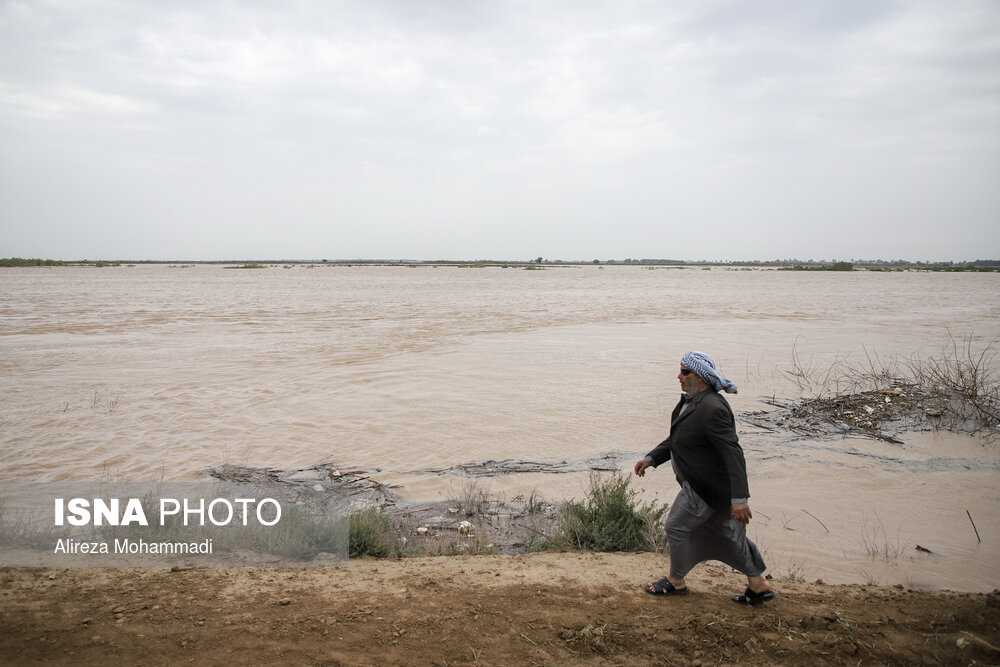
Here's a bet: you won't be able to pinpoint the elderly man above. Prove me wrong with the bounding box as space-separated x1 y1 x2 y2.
634 351 773 605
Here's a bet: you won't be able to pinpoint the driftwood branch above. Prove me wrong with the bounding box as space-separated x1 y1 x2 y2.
967 510 982 543
800 509 830 534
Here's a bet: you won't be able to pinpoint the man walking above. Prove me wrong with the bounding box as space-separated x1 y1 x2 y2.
634 351 773 605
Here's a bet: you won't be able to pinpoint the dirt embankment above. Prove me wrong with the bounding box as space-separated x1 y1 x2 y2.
3 552 999 666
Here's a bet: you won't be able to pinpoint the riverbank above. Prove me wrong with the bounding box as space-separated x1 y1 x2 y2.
3 552 998 665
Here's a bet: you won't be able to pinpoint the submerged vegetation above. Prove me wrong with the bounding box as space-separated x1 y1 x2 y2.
769 333 1000 443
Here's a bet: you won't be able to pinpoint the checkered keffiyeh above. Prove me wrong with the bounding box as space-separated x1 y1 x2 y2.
681 351 738 394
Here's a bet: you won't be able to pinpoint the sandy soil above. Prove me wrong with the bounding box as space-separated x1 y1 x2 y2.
3 552 999 666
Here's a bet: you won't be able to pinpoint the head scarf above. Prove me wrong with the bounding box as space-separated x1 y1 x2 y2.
681 351 738 394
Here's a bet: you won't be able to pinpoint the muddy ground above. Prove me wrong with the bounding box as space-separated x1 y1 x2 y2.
3 552 1000 666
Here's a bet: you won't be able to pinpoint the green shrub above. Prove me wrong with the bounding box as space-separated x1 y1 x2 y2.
349 508 395 558
558 473 668 552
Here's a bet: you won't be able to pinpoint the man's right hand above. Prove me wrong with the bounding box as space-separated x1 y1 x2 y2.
634 459 650 477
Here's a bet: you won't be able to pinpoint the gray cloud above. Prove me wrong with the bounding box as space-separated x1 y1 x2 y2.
1 0 997 260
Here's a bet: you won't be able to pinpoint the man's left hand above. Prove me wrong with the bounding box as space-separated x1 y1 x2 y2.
732 502 752 524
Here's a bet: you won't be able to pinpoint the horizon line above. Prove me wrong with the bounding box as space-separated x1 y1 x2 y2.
4 257 1000 266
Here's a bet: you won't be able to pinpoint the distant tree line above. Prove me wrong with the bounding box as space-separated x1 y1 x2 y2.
0 257 67 267
0 258 125 267
2 256 998 270
780 261 855 271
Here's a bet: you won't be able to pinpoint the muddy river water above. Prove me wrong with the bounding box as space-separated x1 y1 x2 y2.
1 264 998 590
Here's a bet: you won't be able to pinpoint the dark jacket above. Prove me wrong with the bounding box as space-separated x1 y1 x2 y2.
644 388 750 509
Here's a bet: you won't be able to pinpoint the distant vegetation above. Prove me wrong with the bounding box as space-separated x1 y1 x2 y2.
866 264 1000 273
229 258 1000 271
1 258 122 267
781 261 855 271
0 257 67 267
3 257 998 271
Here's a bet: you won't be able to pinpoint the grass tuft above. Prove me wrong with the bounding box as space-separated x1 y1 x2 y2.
349 507 396 558
453 479 491 516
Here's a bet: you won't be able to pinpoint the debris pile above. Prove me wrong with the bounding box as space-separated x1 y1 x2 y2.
206 461 400 508
413 451 625 477
743 386 951 444
204 461 567 555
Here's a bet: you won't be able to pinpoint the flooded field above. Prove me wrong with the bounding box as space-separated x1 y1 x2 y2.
1 264 998 590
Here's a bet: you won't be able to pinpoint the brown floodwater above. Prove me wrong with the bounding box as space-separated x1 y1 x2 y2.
1 264 998 590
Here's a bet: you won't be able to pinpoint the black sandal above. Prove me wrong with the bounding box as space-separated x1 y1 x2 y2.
645 577 689 596
732 587 775 605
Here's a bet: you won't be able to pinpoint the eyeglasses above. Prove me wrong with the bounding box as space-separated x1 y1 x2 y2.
679 368 693 376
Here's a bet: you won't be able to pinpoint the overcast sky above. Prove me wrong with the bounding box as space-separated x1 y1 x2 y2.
1 1 998 262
